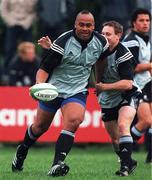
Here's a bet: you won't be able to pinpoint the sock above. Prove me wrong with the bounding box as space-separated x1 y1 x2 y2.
22 125 39 148
131 126 144 141
112 143 120 157
119 136 133 167
53 130 74 165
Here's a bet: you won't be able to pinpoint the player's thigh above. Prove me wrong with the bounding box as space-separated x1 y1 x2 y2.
61 102 85 130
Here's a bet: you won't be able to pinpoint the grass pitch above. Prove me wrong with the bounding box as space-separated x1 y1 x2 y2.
0 144 151 180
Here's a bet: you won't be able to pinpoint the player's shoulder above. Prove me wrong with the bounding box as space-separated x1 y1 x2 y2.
123 31 136 41
51 30 73 55
53 30 73 47
123 31 139 47
115 42 133 62
117 42 130 54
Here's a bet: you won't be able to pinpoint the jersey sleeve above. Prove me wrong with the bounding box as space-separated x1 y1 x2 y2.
122 39 139 66
116 44 134 80
39 49 63 73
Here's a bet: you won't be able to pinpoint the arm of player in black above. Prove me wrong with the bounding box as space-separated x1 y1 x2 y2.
118 57 139 98
39 49 62 74
127 46 139 69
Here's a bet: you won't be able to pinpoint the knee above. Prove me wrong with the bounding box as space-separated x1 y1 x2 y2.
144 118 152 127
70 117 82 130
138 117 152 129
118 123 129 135
33 123 49 135
64 117 83 132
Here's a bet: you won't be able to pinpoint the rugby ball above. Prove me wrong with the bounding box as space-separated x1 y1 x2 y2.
29 83 58 101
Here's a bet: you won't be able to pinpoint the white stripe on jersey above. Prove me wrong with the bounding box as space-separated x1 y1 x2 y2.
51 42 64 55
122 40 139 47
116 52 133 66
50 30 73 55
51 46 64 55
53 42 64 52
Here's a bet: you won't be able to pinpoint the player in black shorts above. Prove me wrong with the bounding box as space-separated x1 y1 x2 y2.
96 21 142 176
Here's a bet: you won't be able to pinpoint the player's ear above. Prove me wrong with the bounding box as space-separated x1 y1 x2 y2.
133 22 136 28
117 32 122 39
92 23 95 31
74 20 77 29
74 23 77 29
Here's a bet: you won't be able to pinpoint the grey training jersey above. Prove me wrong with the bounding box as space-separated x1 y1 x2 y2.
98 43 140 108
123 31 152 89
41 30 109 98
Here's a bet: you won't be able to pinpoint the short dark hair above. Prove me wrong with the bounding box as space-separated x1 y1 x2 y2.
76 10 94 22
79 9 91 15
131 8 151 27
102 21 123 34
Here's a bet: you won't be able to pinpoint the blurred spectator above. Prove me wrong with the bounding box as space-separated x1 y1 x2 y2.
37 0 76 41
8 42 40 86
0 0 38 75
136 0 151 10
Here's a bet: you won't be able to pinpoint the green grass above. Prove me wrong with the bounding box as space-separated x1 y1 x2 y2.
0 144 151 180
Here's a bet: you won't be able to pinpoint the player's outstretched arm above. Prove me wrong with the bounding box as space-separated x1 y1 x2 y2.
38 36 52 49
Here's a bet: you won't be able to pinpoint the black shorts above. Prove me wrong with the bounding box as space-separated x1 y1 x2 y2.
39 91 88 113
102 106 119 122
142 80 152 103
102 92 141 122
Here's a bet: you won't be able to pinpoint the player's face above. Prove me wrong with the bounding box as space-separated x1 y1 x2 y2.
75 14 95 41
102 26 120 50
133 14 150 33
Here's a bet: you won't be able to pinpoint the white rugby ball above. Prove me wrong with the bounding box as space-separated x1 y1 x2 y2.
29 83 58 101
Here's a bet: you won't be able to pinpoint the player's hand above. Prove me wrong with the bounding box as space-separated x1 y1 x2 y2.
96 82 105 93
38 36 52 49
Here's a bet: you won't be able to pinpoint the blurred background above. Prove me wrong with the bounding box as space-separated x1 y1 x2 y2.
0 0 151 86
